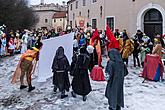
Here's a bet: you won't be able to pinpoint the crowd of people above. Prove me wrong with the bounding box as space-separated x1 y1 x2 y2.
0 26 68 58
7 24 165 110
72 27 165 68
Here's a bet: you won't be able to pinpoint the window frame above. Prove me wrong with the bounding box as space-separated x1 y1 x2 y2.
76 1 78 9
45 19 48 23
70 4 73 10
91 0 97 4
105 16 115 31
91 18 98 29
83 0 86 6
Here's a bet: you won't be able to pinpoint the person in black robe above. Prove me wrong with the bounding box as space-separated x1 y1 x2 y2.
52 46 70 99
71 47 92 101
105 49 128 110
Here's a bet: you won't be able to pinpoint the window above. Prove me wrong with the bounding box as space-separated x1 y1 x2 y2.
100 6 103 17
79 11 81 16
76 1 78 9
92 19 97 29
83 0 86 6
73 13 75 20
70 21 72 27
45 19 48 23
144 9 162 22
92 0 97 3
87 10 90 18
54 19 56 23
106 17 114 31
70 4 72 10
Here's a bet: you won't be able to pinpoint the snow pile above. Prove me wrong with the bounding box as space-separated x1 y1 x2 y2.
0 55 165 110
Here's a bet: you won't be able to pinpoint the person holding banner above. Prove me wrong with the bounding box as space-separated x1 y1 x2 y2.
19 42 43 92
52 46 70 99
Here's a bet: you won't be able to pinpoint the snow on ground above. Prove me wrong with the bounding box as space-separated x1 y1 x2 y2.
0 55 165 110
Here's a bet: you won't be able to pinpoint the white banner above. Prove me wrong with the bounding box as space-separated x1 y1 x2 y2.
37 33 74 82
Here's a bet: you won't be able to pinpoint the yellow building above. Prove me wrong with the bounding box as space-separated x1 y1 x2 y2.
52 11 67 32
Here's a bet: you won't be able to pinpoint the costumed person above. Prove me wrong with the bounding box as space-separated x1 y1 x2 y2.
152 38 162 57
71 47 92 101
89 29 105 81
1 34 6 56
79 34 86 48
106 25 120 51
52 46 70 99
105 49 128 110
70 52 78 76
27 33 33 49
11 41 43 92
134 30 143 43
21 31 29 53
14 36 21 54
140 41 150 68
114 29 120 38
133 38 140 67
8 37 15 55
87 45 94 72
73 35 79 53
86 31 91 46
90 29 102 67
120 30 134 66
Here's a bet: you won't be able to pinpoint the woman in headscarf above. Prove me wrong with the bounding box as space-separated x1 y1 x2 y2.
105 49 128 110
52 46 70 99
71 47 92 101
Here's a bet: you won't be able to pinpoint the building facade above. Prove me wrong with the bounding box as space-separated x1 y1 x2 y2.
67 0 165 38
31 2 67 30
52 11 67 32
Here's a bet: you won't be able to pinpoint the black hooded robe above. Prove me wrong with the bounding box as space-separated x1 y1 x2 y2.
52 47 70 92
105 49 128 109
71 53 92 96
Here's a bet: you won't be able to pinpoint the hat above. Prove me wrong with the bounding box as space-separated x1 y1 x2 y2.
87 45 94 54
155 34 161 38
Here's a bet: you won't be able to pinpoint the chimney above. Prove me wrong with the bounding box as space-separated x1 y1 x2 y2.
41 0 44 5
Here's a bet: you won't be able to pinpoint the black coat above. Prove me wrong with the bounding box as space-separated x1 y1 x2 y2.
52 47 70 92
70 53 77 76
71 53 92 96
105 49 128 109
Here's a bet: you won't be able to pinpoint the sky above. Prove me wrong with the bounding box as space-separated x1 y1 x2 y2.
29 0 69 5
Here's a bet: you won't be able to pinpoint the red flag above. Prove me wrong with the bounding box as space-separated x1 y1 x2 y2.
106 25 120 50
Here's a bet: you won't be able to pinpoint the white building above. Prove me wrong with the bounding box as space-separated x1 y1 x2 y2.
31 0 67 30
67 0 165 39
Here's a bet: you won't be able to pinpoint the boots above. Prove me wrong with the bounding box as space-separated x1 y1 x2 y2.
61 95 68 99
28 85 35 92
83 95 87 101
71 91 76 98
61 91 68 99
53 86 57 93
20 85 27 90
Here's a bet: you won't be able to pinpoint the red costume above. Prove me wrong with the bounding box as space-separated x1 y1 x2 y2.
142 54 164 81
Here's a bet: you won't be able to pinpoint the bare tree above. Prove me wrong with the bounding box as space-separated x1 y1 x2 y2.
0 0 38 30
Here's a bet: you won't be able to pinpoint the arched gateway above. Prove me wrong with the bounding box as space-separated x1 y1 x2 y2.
137 3 165 39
